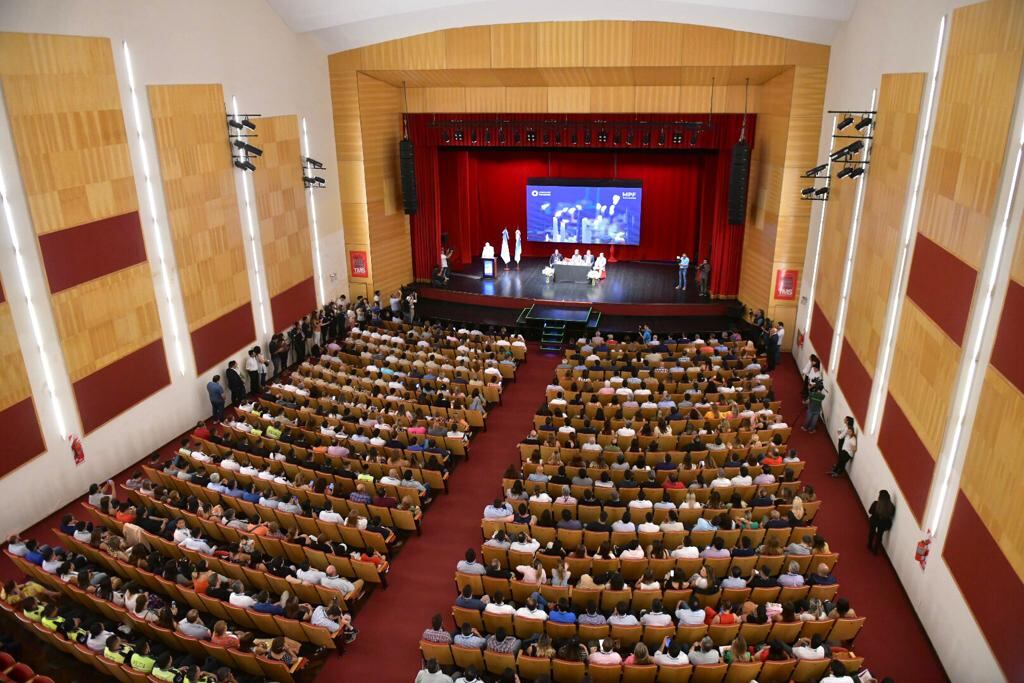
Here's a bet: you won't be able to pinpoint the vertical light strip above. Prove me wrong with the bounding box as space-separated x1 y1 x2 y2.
0 165 68 437
828 88 878 376
122 42 186 376
230 96 270 338
801 115 837 335
927 112 1024 533
301 117 325 306
867 16 948 434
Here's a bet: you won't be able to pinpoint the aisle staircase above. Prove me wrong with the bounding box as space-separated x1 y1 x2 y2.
540 321 566 351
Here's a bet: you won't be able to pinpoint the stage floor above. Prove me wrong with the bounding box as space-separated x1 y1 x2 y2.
444 258 707 305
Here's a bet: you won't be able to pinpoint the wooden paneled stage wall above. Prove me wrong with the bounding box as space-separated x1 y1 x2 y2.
0 276 45 476
328 21 829 306
148 83 255 373
0 32 169 435
250 115 316 331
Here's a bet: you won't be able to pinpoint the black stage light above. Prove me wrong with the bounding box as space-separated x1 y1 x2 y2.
313 176 325 184
672 130 683 145
234 159 255 171
658 128 666 146
442 130 450 143
801 187 816 197
836 115 854 130
814 186 829 197
542 131 550 145
830 139 864 161
233 140 263 157
848 167 865 179
597 129 607 144
514 130 522 144
689 129 699 146
836 166 853 179
241 118 256 130
303 176 317 184
613 130 621 145
625 129 633 146
855 116 874 130
228 119 244 130
804 163 828 177
304 157 325 169
470 129 478 144
584 129 592 145
498 127 505 144
642 130 651 146
484 128 491 144
571 132 578 145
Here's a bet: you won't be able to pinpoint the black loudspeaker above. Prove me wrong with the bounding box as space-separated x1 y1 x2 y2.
727 140 751 225
399 138 418 215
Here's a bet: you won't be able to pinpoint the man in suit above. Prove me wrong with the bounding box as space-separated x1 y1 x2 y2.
225 360 247 405
767 326 780 371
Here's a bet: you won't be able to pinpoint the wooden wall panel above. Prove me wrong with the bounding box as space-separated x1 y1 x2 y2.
490 23 540 69
0 278 45 475
0 33 136 235
356 74 413 294
917 0 1024 270
444 26 492 69
886 300 958 459
844 73 925 376
0 32 168 431
49 263 162 382
583 22 633 67
961 366 1024 581
148 83 253 371
251 115 315 330
149 84 250 331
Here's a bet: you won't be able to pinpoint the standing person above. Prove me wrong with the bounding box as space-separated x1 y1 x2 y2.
831 417 857 478
802 354 822 402
802 379 826 433
254 346 269 387
206 375 225 421
225 361 247 405
439 247 453 283
514 228 522 270
698 259 711 296
289 325 306 364
500 227 511 271
244 349 260 392
867 490 895 554
766 326 780 371
405 291 418 322
389 291 402 318
675 253 690 290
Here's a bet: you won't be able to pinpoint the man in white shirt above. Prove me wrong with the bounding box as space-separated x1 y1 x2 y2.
295 563 327 585
320 566 356 594
509 534 540 555
640 601 673 626
792 635 826 660
731 466 753 486
229 583 256 608
483 594 515 615
710 470 732 487
514 598 547 621
319 506 344 523
180 534 215 555
675 597 707 625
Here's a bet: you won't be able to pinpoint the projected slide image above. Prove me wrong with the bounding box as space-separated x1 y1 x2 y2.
526 179 642 246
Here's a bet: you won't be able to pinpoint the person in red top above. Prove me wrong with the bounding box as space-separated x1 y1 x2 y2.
761 450 783 466
372 487 397 508
210 620 241 648
662 473 686 489
192 421 211 440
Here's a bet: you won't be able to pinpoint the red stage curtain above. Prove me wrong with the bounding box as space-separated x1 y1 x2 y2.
407 114 754 296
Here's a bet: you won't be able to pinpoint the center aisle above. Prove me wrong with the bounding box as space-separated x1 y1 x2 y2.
325 346 563 681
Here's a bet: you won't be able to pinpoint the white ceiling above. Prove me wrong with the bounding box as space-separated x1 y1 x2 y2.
266 0 857 54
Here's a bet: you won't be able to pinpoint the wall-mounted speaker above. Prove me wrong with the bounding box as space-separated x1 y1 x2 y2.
727 140 751 225
399 138 418 215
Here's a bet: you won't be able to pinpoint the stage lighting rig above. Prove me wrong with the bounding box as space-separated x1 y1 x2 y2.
672 130 683 145
597 129 608 144
584 129 592 145
836 114 854 130
855 116 874 130
226 112 262 172
803 164 828 178
658 128 666 146
234 159 255 172
304 157 325 170
801 187 816 197
233 139 263 157
454 128 464 142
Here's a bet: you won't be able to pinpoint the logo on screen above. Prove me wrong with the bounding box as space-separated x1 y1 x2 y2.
622 191 638 199
531 190 539 197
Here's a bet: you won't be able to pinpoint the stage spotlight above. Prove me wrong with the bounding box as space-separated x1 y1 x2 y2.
803 164 828 177
442 130 450 143
470 129 478 144
234 159 255 171
484 128 491 144
848 167 865 179
498 127 505 144
658 128 666 146
304 157 325 169
801 187 816 197
836 166 853 179
829 139 864 161
613 130 621 145
572 132 578 145
228 119 245 130
241 118 256 131
598 129 607 144
689 129 699 146
672 130 683 145
303 176 317 184
814 186 829 197
626 130 633 146
514 130 522 144
313 176 325 184
233 140 263 157
584 129 592 145
855 116 874 130
836 114 854 130
542 131 550 145
454 129 464 141
642 130 651 146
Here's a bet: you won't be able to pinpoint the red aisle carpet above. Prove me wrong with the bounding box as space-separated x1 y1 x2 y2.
1 352 946 682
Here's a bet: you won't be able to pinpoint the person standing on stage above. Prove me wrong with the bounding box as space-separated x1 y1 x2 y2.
440 247 453 283
514 228 522 270
481 241 495 259
675 253 690 290
500 227 511 270
697 259 711 296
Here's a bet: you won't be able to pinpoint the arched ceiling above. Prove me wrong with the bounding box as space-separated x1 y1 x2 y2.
266 0 857 53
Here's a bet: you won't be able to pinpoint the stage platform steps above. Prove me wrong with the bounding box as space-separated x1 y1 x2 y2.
518 305 600 351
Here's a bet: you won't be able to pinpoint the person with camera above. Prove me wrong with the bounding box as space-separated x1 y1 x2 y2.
802 377 826 433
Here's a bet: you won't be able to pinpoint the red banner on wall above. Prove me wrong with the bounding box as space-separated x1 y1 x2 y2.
774 268 799 301
349 250 368 279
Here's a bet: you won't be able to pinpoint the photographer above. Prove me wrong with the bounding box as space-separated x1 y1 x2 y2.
802 378 826 433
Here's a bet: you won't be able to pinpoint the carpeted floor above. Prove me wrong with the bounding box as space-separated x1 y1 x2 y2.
1 351 948 682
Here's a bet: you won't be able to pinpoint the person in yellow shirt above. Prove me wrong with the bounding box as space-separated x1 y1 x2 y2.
129 640 156 673
103 634 129 664
40 602 65 631
21 597 44 622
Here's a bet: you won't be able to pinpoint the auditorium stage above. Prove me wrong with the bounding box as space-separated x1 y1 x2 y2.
413 258 744 333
